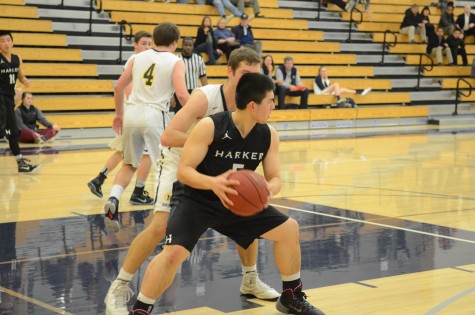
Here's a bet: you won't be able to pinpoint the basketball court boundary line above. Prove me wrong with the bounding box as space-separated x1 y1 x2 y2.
273 204 475 245
425 286 475 315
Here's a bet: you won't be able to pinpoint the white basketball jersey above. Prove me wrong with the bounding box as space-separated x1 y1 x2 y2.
197 84 228 117
123 53 136 71
127 49 180 111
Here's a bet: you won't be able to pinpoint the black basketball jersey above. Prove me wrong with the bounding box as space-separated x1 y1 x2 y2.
0 54 20 96
191 111 271 200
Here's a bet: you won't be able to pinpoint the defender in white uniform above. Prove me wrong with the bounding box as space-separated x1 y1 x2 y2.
103 22 189 235
105 48 279 315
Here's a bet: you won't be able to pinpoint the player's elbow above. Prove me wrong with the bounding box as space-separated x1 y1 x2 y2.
161 131 173 147
176 90 189 107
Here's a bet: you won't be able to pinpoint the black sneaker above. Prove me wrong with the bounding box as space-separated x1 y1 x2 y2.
104 197 120 233
276 288 325 315
129 190 154 205
17 158 40 173
87 178 103 198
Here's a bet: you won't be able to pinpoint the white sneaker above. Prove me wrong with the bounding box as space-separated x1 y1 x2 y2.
361 87 372 96
105 279 134 315
240 271 280 301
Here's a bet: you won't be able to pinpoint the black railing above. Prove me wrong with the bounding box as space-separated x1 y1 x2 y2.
87 0 103 35
415 53 434 91
58 0 65 9
117 20 133 64
346 7 363 43
316 0 322 21
454 78 472 116
380 30 397 66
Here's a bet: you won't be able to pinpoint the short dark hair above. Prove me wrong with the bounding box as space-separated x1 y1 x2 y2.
182 37 194 45
228 47 261 74
0 31 13 41
284 56 294 63
134 30 152 44
235 73 275 110
21 91 32 101
153 22 180 46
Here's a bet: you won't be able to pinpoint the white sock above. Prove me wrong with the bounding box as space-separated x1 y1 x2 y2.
137 292 156 305
242 264 257 274
117 268 134 282
135 179 146 188
15 154 22 161
282 272 301 282
110 185 124 200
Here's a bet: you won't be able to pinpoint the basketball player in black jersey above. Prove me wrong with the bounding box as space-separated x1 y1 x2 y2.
0 31 39 172
128 73 324 315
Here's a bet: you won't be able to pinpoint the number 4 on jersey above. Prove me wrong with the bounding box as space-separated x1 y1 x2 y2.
143 63 156 86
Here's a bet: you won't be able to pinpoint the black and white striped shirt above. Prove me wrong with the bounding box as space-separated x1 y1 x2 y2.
178 53 206 90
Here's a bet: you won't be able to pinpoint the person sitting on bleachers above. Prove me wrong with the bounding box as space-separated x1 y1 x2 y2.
275 56 309 110
427 26 454 65
260 55 275 82
447 28 468 66
456 5 475 38
176 0 242 22
214 17 240 61
421 6 436 39
314 66 371 99
400 4 427 44
438 2 456 36
230 0 263 18
15 92 60 144
231 14 262 56
194 16 223 65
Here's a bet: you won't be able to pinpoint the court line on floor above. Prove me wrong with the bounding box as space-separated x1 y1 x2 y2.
274 204 475 245
0 285 74 315
425 286 475 315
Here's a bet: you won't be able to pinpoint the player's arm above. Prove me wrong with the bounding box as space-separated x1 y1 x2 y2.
177 118 239 208
113 57 134 134
161 89 209 147
262 126 282 198
17 56 30 88
199 75 208 87
173 59 190 106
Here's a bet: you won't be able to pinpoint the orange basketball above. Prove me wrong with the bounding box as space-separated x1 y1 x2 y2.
226 170 268 216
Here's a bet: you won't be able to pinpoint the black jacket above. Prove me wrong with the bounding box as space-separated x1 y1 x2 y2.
400 11 423 29
427 35 448 54
439 11 455 28
456 12 475 30
447 34 465 49
231 24 255 43
195 27 218 50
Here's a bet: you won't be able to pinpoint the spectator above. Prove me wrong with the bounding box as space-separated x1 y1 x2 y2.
314 66 371 98
230 0 263 17
456 5 475 38
439 3 456 35
231 14 262 56
15 92 60 144
427 26 454 65
214 17 240 60
344 0 370 13
275 56 309 109
194 16 223 65
447 28 468 66
260 55 275 82
400 4 427 44
421 6 436 39
174 37 208 112
177 0 242 21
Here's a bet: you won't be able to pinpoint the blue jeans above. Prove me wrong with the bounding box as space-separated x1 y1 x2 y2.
194 42 221 64
177 0 205 3
213 0 242 17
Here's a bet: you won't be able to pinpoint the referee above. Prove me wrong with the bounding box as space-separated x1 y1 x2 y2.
174 37 208 113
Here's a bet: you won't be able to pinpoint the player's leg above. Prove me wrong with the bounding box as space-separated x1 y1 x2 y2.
88 134 124 198
261 218 325 315
237 241 280 300
129 153 154 205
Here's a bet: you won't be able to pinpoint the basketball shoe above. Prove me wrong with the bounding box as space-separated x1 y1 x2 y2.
129 309 150 315
104 197 120 233
88 178 103 198
240 271 280 301
129 190 154 205
276 286 325 315
17 158 40 173
104 278 134 315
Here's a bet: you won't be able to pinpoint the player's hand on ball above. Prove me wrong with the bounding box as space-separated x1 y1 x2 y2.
264 177 272 208
211 170 239 209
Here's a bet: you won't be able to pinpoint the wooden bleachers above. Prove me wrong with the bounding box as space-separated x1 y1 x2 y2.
110 11 307 30
0 4 37 18
22 64 98 77
206 66 374 78
103 0 280 8
101 0 292 19
13 48 82 62
287 92 411 106
441 78 475 89
12 33 68 47
405 54 474 65
0 18 51 32
34 97 115 111
424 66 471 77
0 0 24 4
16 80 113 94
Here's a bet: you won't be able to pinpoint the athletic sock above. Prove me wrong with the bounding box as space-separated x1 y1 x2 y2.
282 273 301 291
110 185 124 200
117 268 134 282
133 179 146 195
131 293 155 313
242 264 257 274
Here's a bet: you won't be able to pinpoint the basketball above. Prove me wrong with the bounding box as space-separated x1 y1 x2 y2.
226 169 269 216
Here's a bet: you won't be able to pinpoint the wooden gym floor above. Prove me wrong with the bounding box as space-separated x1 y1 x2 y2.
1 126 475 314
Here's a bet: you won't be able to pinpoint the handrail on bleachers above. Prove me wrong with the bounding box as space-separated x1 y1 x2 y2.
117 20 133 63
346 7 363 43
454 78 472 116
416 53 433 90
380 30 397 66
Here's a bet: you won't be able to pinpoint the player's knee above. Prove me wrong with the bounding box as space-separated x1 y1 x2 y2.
162 245 188 267
286 218 300 239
